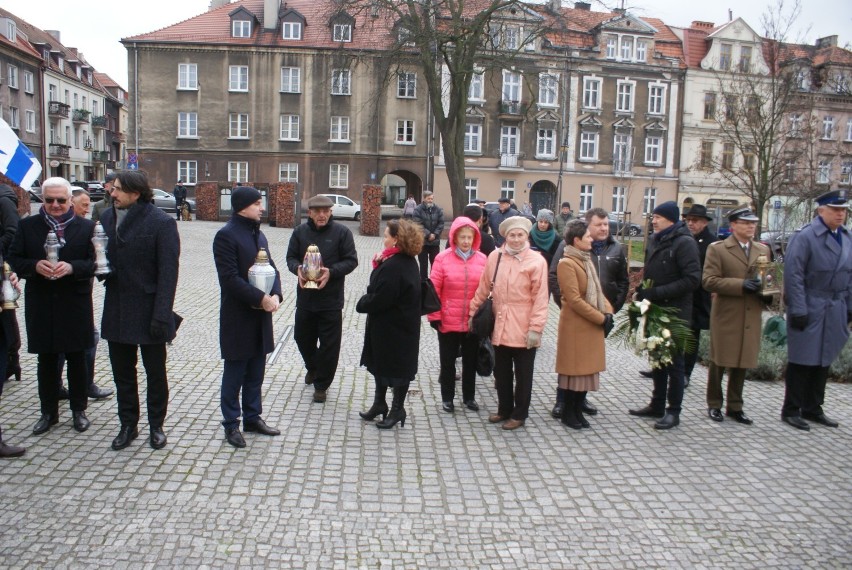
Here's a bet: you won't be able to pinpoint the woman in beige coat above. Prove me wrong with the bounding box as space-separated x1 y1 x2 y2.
555 220 613 429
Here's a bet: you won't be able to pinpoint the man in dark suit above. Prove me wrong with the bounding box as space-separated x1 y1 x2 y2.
8 177 97 436
99 170 180 451
213 187 283 448
173 180 187 222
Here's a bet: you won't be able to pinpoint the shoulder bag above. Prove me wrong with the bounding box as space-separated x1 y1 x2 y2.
470 253 502 338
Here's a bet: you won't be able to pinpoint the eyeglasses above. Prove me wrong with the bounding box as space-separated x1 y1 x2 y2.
44 198 68 204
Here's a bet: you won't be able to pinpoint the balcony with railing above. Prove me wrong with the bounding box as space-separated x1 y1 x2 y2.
48 101 71 119
612 158 633 176
92 150 109 163
499 153 521 169
92 115 108 129
49 143 71 158
498 100 526 119
72 109 91 124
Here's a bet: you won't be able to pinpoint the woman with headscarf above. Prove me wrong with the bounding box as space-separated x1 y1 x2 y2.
555 220 613 429
529 208 560 267
357 219 424 429
469 217 549 430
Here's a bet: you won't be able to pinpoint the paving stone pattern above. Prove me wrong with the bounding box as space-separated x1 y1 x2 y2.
0 220 850 568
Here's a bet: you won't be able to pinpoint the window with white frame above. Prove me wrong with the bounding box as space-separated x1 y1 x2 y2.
606 35 617 59
643 187 657 214
465 178 478 203
464 124 481 153
330 116 350 142
332 69 351 95
9 107 18 129
92 100 98 116
177 160 198 184
817 159 830 184
636 39 647 61
469 72 484 102
613 134 632 173
232 20 251 37
500 126 519 157
24 71 33 93
396 120 415 144
537 128 556 158
502 70 521 102
789 113 802 137
620 36 633 60
229 65 248 91
739 45 752 72
539 74 558 107
229 113 249 138
616 80 634 112
178 112 198 138
500 180 515 200
25 110 35 132
282 21 302 40
580 185 594 213
279 162 299 182
333 24 352 42
722 143 734 169
48 84 58 101
583 77 601 109
178 63 198 90
7 65 18 88
579 131 598 161
644 136 663 165
839 160 852 185
281 67 301 93
611 186 626 214
503 26 519 50
719 43 732 71
228 162 248 183
330 164 348 188
822 116 835 139
846 119 852 141
280 114 300 140
648 84 665 115
783 159 795 181
700 140 714 169
704 93 717 120
398 72 416 98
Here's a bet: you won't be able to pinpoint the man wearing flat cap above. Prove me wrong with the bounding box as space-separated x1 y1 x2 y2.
213 187 283 448
628 201 701 429
781 189 851 430
682 204 718 386
488 197 520 247
702 207 770 425
286 194 358 404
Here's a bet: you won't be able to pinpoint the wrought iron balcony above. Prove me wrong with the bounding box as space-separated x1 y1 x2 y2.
72 109 91 123
49 143 70 158
92 115 108 129
612 159 633 175
500 100 523 115
48 101 70 118
92 151 109 162
499 153 521 168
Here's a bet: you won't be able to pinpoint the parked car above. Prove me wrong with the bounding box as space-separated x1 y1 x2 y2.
608 213 643 237
760 230 793 263
152 188 195 214
319 193 361 220
80 181 106 202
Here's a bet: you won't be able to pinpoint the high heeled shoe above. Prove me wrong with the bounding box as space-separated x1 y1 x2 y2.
359 402 389 421
376 385 408 429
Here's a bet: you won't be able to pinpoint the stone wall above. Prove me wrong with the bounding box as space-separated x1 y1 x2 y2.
360 184 382 236
269 182 296 228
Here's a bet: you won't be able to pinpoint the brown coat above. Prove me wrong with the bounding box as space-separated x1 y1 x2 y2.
702 236 770 368
555 256 612 376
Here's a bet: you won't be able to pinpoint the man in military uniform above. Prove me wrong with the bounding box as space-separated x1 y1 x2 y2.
781 189 851 430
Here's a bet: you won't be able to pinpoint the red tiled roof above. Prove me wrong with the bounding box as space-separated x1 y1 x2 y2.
681 27 710 69
0 19 42 60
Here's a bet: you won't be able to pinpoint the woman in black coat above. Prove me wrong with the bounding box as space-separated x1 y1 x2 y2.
356 219 423 429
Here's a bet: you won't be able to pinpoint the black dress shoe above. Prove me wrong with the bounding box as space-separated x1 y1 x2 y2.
72 411 91 432
441 401 455 413
32 414 58 435
149 427 167 450
304 370 315 385
708 408 724 422
313 389 327 403
639 370 654 379
726 410 753 425
88 385 114 400
654 413 680 430
225 427 246 448
581 400 598 416
111 425 139 450
782 416 810 431
629 405 664 418
802 413 839 427
243 418 280 436
58 386 69 400
463 399 479 411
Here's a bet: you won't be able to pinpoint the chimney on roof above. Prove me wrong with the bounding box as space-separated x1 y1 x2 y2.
728 9 733 22
574 1 591 9
815 35 837 48
46 30 60 43
691 21 715 30
265 0 280 31
209 0 229 10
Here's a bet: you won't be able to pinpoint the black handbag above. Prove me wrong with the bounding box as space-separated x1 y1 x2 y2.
476 337 495 377
470 253 502 338
421 278 441 315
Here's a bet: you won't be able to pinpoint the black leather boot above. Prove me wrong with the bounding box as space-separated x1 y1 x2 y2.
576 391 590 428
0 426 25 458
561 391 583 430
359 384 388 421
376 384 408 429
551 388 565 418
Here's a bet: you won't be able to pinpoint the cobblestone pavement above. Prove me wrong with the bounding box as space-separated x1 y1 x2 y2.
1 219 850 569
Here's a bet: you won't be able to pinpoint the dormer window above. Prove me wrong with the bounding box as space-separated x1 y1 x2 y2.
636 40 647 61
620 36 633 60
58 57 64 72
283 22 302 40
5 19 16 42
333 24 351 42
606 36 617 58
233 20 251 38
739 45 752 72
719 43 732 71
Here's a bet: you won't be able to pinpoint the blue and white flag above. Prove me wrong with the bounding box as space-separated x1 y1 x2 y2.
0 117 42 189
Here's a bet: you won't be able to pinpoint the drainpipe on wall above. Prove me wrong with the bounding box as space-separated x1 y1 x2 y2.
134 43 139 157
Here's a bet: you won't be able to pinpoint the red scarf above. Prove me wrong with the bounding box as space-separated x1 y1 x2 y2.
372 246 400 269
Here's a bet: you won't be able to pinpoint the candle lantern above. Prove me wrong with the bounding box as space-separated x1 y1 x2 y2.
301 244 323 289
44 230 61 280
248 248 277 295
1 262 19 310
91 222 111 275
755 254 781 296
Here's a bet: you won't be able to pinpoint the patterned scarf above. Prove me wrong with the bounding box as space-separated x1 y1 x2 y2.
372 246 400 269
40 205 76 245
564 244 606 313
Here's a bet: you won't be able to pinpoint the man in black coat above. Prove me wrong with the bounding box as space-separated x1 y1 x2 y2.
99 170 180 451
286 195 358 404
173 180 187 222
8 177 97 436
681 204 717 386
628 201 701 430
213 187 283 448
412 191 445 279
488 197 519 247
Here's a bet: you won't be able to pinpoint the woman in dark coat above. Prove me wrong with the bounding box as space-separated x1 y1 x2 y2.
529 209 560 267
356 219 423 429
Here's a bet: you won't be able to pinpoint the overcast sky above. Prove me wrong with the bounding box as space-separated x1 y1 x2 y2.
4 0 850 89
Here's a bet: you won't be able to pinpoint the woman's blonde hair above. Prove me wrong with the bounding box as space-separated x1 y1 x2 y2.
388 219 424 257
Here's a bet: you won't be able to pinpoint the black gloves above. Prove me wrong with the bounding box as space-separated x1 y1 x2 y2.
603 314 614 337
634 288 647 301
430 320 441 331
790 315 808 331
742 278 761 294
150 320 170 342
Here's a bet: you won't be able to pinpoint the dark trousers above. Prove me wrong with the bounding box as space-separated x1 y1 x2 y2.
706 364 746 412
38 352 87 416
418 245 440 279
0 341 8 400
175 199 184 220
108 342 168 429
57 329 99 390
294 308 342 391
651 352 685 415
493 345 536 420
782 362 830 418
437 330 479 403
221 355 266 430
683 326 703 378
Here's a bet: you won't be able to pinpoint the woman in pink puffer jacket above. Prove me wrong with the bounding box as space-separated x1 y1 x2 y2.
427 217 487 413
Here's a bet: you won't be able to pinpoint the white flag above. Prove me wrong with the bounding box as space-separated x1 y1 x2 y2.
0 117 42 189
